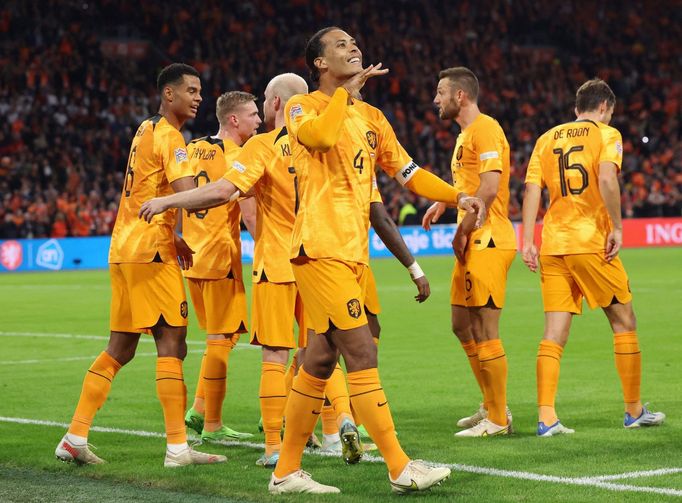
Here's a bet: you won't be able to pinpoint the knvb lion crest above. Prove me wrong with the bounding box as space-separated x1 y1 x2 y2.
180 301 188 319
366 130 378 149
347 298 362 319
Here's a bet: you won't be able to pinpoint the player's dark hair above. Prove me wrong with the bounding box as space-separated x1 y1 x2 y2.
575 78 616 113
438 67 479 101
157 63 200 93
305 26 341 82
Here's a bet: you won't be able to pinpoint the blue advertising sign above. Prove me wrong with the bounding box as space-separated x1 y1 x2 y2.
0 225 458 273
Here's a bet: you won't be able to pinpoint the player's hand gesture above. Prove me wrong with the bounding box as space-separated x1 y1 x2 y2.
422 202 447 231
452 227 468 264
139 197 169 223
605 227 622 262
522 241 539 272
413 275 431 303
342 63 389 97
458 195 486 229
174 234 195 270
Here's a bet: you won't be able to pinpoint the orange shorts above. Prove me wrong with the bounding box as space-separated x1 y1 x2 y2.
362 265 381 316
109 262 188 333
451 247 516 308
540 254 632 314
292 258 368 334
186 277 248 335
250 281 307 349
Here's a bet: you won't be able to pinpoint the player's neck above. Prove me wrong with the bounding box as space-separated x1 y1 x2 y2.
318 75 353 101
455 104 480 130
158 105 185 130
217 127 245 147
575 112 602 123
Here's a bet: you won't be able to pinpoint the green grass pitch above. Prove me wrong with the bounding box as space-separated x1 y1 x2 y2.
0 248 681 502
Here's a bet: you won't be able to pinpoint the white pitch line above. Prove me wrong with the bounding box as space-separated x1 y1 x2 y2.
0 331 257 350
0 349 206 366
586 468 682 481
1 416 680 497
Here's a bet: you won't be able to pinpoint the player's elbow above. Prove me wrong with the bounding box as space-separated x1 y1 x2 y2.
215 180 236 203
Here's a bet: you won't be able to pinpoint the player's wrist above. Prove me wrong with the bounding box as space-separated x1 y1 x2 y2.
407 261 424 280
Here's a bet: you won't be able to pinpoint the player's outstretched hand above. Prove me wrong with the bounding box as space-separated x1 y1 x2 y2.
139 197 169 223
452 228 468 264
458 195 486 228
522 241 539 272
422 202 446 231
174 235 195 270
413 276 430 303
342 63 389 97
605 228 622 262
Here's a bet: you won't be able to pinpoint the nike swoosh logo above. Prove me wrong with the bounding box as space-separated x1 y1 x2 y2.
465 296 472 301
272 478 286 486
312 410 321 415
377 401 388 407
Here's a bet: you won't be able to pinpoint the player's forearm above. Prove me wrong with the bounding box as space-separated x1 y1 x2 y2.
370 202 415 268
599 176 623 230
162 179 238 211
404 168 460 205
296 87 349 151
522 183 541 244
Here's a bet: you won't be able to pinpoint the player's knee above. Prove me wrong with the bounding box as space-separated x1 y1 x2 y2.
106 346 135 366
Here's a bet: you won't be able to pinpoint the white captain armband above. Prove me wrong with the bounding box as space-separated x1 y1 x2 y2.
394 160 420 186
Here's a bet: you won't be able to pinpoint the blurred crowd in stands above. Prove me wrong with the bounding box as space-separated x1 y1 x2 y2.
0 0 680 238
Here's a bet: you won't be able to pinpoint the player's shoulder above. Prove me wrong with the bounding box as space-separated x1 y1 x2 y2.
189 135 225 150
285 92 317 111
597 121 622 143
244 130 279 151
153 115 185 143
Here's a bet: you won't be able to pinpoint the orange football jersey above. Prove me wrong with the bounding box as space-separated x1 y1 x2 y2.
526 119 623 255
182 137 242 280
109 114 193 264
285 91 418 264
224 127 297 283
451 113 516 250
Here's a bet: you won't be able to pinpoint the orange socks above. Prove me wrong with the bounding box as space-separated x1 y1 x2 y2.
321 401 338 435
260 362 287 455
193 352 208 411
68 351 121 437
614 331 641 415
347 368 409 479
274 367 326 478
201 338 234 428
536 340 563 425
477 339 508 426
324 363 353 425
156 357 187 444
461 339 486 406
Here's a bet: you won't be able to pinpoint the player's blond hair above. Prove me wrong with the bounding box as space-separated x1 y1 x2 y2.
216 91 257 126
439 67 479 101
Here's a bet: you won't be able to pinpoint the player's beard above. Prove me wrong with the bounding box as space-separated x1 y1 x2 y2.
440 99 460 120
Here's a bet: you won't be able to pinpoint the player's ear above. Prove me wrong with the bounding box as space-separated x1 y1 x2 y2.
163 85 174 103
274 96 282 112
315 56 327 73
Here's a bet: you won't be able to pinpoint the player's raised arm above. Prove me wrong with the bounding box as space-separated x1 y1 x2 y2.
139 178 240 222
370 201 430 302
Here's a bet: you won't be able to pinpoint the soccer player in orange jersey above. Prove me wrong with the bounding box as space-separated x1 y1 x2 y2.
55 64 225 467
522 79 665 436
423 67 516 437
140 27 484 494
181 91 261 443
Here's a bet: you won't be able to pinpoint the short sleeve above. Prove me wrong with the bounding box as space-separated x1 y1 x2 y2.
284 95 318 140
599 126 623 172
475 122 505 174
525 139 545 188
370 173 383 204
161 128 193 183
376 111 413 179
223 135 269 194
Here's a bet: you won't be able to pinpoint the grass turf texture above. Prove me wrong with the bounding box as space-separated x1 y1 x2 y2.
0 248 680 502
